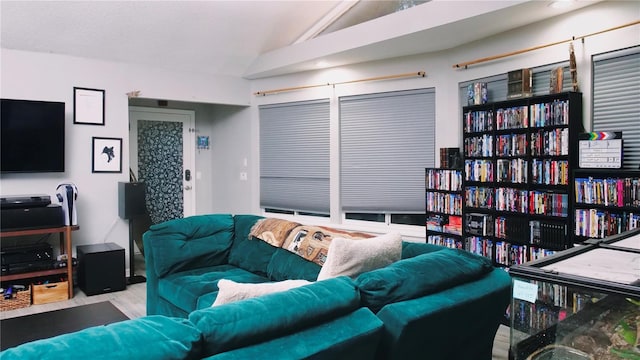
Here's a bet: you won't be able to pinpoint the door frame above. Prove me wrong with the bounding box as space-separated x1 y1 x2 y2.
128 106 196 217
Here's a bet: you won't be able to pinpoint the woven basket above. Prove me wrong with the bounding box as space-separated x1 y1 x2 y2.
0 286 31 311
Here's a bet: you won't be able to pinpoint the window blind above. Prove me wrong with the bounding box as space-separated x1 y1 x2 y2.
259 99 330 213
592 47 640 169
339 88 435 212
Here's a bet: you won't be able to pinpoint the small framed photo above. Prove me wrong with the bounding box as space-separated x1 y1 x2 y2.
92 137 122 173
74 87 105 125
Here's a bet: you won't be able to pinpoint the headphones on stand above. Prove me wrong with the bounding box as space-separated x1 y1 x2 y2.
56 183 78 226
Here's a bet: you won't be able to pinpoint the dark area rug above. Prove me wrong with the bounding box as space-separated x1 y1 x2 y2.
0 301 129 350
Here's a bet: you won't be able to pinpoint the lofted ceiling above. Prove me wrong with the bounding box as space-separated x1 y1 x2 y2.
0 0 601 80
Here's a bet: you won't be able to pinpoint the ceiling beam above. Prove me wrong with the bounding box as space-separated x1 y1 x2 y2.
293 0 360 44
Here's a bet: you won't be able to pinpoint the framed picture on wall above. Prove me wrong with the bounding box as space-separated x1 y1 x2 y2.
92 137 122 173
74 87 105 125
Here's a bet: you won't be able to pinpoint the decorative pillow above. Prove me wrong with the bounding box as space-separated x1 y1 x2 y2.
249 217 374 266
248 218 301 247
316 232 402 281
212 279 311 306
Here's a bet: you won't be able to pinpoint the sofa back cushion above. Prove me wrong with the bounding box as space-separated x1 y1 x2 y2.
228 215 276 276
355 248 494 313
147 214 235 278
401 241 446 259
266 247 321 282
0 316 202 360
188 276 360 357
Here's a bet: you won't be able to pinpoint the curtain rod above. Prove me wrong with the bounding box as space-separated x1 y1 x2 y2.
452 20 640 69
254 71 426 96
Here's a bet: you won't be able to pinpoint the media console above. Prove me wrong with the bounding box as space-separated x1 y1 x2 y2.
0 225 78 299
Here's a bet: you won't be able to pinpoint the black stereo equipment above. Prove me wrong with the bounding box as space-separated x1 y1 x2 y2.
0 194 51 209
1 244 54 275
77 243 126 296
118 182 147 220
0 204 64 231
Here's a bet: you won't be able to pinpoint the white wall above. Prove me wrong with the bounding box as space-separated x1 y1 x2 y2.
249 0 640 215
0 49 251 267
1 1 638 255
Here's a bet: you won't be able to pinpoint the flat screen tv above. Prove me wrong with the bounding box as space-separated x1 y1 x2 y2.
1 98 66 173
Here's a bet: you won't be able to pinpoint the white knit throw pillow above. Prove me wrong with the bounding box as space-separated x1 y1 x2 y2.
316 232 402 281
212 279 311 306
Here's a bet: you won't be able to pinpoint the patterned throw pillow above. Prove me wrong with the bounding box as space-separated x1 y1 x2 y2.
248 218 373 266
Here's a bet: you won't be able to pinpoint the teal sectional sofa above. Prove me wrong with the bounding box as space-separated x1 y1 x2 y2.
143 214 512 360
0 277 383 360
1 213 510 359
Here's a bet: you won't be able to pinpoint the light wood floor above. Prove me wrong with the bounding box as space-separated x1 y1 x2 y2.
0 253 510 359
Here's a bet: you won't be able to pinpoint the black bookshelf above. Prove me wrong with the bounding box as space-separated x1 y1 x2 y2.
573 168 640 242
461 92 583 267
425 168 463 248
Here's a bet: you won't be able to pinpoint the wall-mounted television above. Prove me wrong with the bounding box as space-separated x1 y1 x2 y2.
1 98 66 173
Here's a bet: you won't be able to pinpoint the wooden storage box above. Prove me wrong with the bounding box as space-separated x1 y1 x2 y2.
32 281 69 304
0 286 31 311
507 68 532 99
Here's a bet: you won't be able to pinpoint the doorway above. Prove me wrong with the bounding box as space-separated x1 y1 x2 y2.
129 107 196 224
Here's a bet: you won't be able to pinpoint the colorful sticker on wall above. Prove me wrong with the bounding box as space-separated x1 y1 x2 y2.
197 136 210 150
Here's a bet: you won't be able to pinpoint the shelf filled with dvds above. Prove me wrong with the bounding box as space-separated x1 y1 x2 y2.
573 169 640 241
425 168 463 249
461 92 583 267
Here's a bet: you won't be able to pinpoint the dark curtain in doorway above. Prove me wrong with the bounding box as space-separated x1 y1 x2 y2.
137 120 184 224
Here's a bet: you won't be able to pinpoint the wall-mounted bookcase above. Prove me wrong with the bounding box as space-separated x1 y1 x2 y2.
425 168 463 249
461 92 583 267
573 168 640 242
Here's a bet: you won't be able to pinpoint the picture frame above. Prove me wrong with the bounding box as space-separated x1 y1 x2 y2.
74 87 105 125
92 137 122 173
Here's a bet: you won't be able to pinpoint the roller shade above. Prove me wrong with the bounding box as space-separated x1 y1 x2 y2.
592 47 640 169
259 99 330 213
340 88 435 212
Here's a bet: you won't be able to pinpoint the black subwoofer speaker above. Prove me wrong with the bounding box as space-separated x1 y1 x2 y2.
118 182 146 220
77 243 126 296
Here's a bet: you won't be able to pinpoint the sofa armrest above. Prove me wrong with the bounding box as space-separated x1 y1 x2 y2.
0 316 202 360
144 214 235 315
375 268 511 360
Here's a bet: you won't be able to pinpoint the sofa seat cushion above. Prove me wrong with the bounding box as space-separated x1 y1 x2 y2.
159 264 269 313
0 316 202 360
355 248 494 312
189 276 361 357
